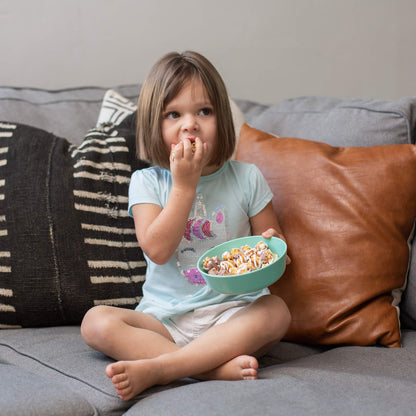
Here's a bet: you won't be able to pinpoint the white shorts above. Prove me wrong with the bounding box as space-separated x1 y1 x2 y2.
162 300 250 347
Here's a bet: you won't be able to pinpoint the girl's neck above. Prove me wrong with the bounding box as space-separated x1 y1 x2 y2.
201 162 224 176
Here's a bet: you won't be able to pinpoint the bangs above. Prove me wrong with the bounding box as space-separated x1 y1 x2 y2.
163 71 205 109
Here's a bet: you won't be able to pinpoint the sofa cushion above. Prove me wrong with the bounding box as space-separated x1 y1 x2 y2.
249 95 416 146
0 85 140 144
0 363 96 416
124 331 416 416
236 123 416 347
0 326 195 414
0 327 132 415
0 115 147 327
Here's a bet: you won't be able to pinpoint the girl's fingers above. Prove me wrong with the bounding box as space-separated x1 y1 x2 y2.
170 144 176 162
171 142 184 161
261 228 276 239
181 137 199 156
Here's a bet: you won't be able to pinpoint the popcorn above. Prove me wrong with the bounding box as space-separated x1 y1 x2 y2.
202 241 278 276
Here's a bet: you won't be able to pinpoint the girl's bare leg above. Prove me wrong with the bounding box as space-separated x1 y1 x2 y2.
81 305 260 383
81 305 180 360
104 295 291 401
81 305 256 381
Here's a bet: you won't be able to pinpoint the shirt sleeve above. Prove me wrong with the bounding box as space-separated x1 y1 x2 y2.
246 163 274 218
128 168 163 217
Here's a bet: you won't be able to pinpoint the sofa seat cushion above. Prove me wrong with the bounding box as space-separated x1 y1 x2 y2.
123 332 416 416
0 363 96 416
0 326 197 414
123 330 416 416
0 327 131 414
236 123 416 347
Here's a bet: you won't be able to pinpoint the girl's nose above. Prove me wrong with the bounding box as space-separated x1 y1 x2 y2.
182 114 198 132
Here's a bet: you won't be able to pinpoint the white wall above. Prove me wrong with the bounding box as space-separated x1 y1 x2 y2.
1 0 415 103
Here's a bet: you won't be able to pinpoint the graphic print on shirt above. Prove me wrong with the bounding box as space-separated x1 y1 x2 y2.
176 193 227 285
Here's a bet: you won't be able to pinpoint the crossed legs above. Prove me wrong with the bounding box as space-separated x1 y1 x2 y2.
81 294 290 401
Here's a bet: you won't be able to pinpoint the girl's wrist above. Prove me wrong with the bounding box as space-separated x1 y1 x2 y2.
170 183 196 200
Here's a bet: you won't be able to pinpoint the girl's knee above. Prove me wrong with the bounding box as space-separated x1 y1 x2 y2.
271 295 291 330
271 295 291 324
256 295 291 339
276 297 291 335
81 305 114 347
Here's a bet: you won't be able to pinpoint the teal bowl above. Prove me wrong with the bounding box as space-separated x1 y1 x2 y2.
197 236 287 295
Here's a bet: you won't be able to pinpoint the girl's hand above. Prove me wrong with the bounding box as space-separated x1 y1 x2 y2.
262 227 284 241
170 137 208 189
261 228 291 265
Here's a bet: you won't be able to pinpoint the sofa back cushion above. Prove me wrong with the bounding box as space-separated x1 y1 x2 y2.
249 95 415 146
0 85 140 145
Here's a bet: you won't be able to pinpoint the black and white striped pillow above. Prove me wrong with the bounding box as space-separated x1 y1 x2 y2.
0 114 148 328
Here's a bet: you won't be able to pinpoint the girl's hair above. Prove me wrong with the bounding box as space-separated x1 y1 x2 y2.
136 51 236 169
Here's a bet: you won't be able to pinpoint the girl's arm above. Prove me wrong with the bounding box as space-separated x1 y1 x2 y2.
250 201 291 264
132 139 207 264
131 187 194 265
250 201 284 237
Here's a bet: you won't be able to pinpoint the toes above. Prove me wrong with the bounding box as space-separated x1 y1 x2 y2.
242 367 258 380
111 373 128 384
114 378 130 390
242 367 257 375
106 362 125 378
247 357 259 370
117 386 134 401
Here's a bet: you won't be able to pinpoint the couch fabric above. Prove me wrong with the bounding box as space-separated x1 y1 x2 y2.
0 85 415 415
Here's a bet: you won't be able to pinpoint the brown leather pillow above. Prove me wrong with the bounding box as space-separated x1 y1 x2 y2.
236 123 416 347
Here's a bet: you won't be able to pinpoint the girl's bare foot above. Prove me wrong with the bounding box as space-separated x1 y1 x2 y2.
197 355 258 381
106 359 164 401
106 354 258 401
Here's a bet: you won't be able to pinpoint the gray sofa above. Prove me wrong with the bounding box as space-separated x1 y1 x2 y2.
0 85 415 416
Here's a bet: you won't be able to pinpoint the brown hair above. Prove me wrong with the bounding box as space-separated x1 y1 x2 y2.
136 51 235 169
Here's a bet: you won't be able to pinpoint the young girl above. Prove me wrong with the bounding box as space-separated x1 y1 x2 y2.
81 51 291 401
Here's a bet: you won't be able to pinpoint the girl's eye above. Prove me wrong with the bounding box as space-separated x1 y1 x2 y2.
165 111 180 119
199 107 213 116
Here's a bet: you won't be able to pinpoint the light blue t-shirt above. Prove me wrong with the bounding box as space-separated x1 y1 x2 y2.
128 160 273 321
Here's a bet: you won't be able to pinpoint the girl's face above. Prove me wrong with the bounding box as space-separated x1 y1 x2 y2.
162 80 218 173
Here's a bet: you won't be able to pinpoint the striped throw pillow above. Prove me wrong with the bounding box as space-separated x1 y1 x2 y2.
0 115 148 328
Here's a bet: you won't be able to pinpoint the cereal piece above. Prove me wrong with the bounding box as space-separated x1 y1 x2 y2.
203 255 220 271
222 251 232 261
